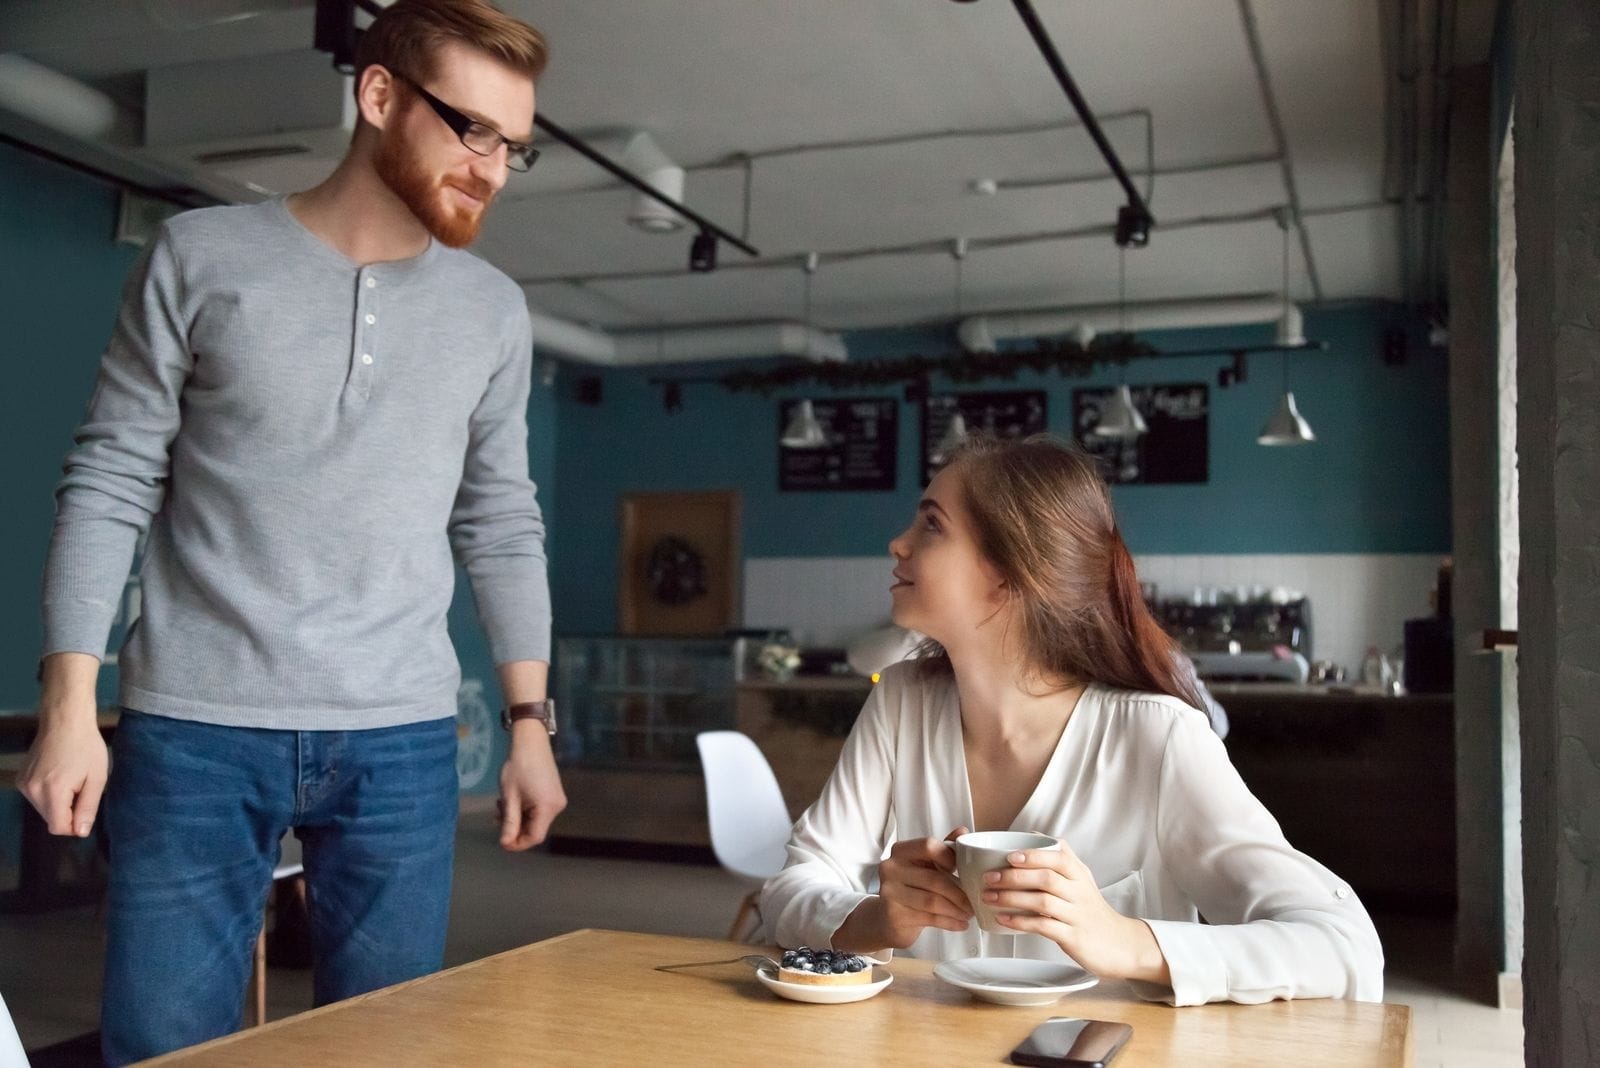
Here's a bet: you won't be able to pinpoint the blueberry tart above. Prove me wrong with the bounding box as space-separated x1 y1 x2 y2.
777 947 874 986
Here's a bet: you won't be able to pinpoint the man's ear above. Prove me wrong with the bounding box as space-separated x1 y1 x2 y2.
356 64 401 132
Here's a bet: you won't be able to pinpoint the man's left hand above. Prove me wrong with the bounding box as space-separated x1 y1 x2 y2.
497 723 566 851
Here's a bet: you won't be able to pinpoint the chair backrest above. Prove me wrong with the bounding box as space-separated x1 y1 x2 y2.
0 991 30 1068
695 731 796 884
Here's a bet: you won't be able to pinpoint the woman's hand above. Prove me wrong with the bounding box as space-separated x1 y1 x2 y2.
984 843 1171 985
837 826 974 951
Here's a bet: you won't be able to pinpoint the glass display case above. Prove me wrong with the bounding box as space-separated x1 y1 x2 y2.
556 636 738 774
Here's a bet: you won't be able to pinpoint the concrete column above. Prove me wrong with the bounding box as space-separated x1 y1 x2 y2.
1444 63 1502 1003
1513 0 1600 1062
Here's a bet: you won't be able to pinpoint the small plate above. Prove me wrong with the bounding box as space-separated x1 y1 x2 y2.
933 958 1098 1006
756 964 893 1004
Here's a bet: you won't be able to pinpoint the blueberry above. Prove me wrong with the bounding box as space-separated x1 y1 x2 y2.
847 959 866 972
831 960 848 973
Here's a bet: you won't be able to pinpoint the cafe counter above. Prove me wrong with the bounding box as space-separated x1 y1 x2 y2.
737 677 1455 913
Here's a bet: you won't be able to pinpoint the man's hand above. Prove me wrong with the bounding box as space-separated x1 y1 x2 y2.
19 654 109 838
497 722 566 851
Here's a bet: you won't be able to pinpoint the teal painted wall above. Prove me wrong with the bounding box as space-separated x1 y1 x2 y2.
0 141 559 793
1 142 143 713
550 304 1450 637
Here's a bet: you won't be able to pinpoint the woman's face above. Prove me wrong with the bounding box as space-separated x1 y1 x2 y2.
887 464 1009 648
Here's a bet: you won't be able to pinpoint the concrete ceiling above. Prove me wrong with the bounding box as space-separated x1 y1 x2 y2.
0 0 1495 334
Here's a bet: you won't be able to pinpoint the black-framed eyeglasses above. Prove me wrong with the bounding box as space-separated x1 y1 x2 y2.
395 73 539 173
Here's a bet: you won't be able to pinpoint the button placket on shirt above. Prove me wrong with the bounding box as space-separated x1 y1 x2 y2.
347 270 380 404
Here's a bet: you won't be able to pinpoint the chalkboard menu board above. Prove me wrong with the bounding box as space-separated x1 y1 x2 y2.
922 391 1048 485
779 397 898 491
1072 383 1209 484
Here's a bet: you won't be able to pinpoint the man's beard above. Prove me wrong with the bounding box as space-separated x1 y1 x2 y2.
374 122 496 249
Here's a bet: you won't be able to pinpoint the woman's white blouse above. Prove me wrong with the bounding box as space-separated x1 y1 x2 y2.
760 663 1385 1006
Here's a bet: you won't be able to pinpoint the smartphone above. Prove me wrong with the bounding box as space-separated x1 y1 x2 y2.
1007 1017 1133 1068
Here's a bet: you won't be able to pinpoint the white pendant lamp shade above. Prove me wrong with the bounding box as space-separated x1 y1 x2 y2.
1274 304 1305 347
1091 384 1148 440
931 411 970 463
1258 390 1316 445
781 399 828 448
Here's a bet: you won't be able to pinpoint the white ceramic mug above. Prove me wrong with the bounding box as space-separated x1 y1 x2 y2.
954 831 1061 933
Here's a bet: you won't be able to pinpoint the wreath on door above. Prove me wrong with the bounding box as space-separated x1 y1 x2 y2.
645 535 708 605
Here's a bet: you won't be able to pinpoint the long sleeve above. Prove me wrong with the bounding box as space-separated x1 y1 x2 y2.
448 309 551 664
41 228 192 660
760 678 899 949
1137 709 1385 1005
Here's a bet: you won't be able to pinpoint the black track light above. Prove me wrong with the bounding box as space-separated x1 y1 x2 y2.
689 230 718 272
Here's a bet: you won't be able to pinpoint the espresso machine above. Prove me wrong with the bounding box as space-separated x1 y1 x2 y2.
1153 588 1312 683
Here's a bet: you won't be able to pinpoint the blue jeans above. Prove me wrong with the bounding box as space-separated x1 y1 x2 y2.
100 710 458 1066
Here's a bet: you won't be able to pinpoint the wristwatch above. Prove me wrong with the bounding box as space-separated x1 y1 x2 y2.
501 699 557 735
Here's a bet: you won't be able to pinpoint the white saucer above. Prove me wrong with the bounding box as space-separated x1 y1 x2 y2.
756 964 893 1004
933 958 1098 1006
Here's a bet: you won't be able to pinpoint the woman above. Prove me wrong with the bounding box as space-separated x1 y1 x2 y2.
760 435 1382 1006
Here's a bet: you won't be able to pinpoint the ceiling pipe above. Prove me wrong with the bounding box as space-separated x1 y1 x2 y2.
524 305 847 367
526 309 618 363
612 322 847 365
957 296 1285 353
0 54 139 145
1237 0 1324 301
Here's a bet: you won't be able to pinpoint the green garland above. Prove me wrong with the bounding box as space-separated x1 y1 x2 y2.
715 332 1159 396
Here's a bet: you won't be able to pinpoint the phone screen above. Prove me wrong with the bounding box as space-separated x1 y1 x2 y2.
1008 1017 1133 1068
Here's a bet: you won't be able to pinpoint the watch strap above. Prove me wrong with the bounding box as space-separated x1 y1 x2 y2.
501 699 557 735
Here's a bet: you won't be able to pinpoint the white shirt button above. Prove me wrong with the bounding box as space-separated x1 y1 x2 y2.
366 278 376 288
361 354 373 365
365 314 376 325
1334 886 1349 899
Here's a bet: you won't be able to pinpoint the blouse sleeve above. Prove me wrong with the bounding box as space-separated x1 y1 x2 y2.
760 673 900 950
1137 706 1386 1005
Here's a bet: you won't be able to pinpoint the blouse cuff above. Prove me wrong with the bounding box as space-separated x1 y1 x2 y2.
1136 919 1229 1006
808 888 874 951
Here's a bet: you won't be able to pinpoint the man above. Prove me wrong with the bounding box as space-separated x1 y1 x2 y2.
16 2 561 1061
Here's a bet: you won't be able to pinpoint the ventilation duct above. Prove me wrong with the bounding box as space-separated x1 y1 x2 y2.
0 54 138 144
957 296 1285 353
526 310 618 364
611 322 846 365
525 309 847 367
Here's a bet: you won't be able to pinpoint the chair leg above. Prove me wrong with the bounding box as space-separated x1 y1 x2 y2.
727 890 759 942
252 927 267 1027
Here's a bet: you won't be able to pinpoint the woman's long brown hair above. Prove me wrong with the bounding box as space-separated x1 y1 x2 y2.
925 433 1205 710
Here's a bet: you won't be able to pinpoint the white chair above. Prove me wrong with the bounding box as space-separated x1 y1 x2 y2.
0 990 29 1068
695 731 795 941
246 833 305 1028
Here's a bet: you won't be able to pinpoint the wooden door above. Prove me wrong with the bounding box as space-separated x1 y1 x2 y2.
618 491 741 636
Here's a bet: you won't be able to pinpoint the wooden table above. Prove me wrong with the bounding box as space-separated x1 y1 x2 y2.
144 929 1412 1067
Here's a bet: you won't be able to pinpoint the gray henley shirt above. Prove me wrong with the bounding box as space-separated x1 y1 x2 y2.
40 196 551 730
